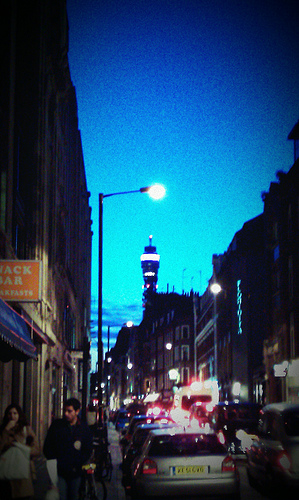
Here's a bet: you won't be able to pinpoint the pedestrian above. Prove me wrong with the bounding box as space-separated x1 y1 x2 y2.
43 397 93 500
0 403 40 500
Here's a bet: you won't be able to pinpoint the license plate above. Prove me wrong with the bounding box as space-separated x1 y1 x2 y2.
172 465 209 475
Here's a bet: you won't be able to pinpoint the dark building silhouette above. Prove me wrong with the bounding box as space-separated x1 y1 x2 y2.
262 123 299 403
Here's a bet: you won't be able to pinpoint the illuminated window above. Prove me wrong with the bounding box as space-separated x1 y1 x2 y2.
273 245 279 262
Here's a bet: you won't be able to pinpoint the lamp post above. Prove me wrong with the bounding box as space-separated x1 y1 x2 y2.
97 184 165 426
210 282 222 384
164 342 172 391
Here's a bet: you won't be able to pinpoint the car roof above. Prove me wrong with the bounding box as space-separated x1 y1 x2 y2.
131 414 148 420
216 402 261 407
117 410 130 416
148 426 215 437
135 422 177 432
262 403 299 413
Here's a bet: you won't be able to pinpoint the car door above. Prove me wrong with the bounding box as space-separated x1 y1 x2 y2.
251 411 280 477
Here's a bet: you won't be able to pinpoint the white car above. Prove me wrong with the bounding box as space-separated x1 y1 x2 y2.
131 426 240 499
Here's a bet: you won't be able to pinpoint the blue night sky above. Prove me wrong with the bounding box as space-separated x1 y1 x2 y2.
66 0 299 371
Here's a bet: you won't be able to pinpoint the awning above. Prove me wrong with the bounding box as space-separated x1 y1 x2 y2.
0 298 37 362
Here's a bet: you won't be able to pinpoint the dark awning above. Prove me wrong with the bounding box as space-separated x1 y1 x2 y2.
0 298 37 362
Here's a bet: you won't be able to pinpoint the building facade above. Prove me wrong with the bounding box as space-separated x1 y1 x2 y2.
0 0 92 443
263 122 299 403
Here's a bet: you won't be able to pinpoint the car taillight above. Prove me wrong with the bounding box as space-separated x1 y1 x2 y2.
277 451 291 471
222 455 236 472
141 458 157 475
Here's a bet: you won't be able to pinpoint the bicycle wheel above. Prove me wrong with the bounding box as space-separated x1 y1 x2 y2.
102 451 113 481
95 478 107 500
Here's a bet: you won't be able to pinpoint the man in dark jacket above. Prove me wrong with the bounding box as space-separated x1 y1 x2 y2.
43 397 93 500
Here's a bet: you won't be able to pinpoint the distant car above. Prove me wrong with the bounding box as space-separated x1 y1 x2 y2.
126 402 147 417
120 414 175 457
120 414 153 457
213 402 261 458
122 421 178 492
115 409 131 432
131 426 240 499
189 401 215 431
246 402 299 495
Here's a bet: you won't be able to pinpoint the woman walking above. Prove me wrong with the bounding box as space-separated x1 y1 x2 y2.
0 404 40 499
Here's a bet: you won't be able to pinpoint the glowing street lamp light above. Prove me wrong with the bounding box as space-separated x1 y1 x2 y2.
146 184 166 200
98 184 166 425
210 283 222 295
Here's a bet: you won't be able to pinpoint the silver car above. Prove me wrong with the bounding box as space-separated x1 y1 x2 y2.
131 426 240 499
246 402 299 495
122 421 178 492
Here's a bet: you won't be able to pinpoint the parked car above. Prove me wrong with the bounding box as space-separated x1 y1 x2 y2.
120 414 175 458
131 426 240 499
122 421 178 493
126 401 147 417
120 414 153 457
246 402 299 495
213 401 261 459
114 408 131 432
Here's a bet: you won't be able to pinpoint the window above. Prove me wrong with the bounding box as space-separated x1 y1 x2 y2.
273 245 279 262
181 325 189 339
181 367 189 385
288 256 294 299
181 345 189 361
148 434 226 457
175 326 180 341
290 312 295 359
284 409 299 437
288 204 292 238
272 271 280 291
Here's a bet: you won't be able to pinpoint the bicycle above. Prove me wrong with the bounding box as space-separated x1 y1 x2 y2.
93 435 113 481
79 463 107 500
90 423 113 482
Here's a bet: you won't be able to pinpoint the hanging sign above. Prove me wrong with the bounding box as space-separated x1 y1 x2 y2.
0 261 41 302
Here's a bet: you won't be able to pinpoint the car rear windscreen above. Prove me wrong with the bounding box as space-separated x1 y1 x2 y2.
149 434 226 457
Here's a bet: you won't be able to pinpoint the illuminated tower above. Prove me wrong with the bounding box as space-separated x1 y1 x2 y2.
141 235 160 307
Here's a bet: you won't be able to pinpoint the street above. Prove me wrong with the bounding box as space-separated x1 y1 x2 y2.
107 425 270 500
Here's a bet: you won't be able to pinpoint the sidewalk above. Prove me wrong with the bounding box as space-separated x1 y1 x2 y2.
33 423 126 500
106 423 126 500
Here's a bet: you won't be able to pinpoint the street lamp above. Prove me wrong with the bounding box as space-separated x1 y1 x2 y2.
98 184 165 426
210 281 222 384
